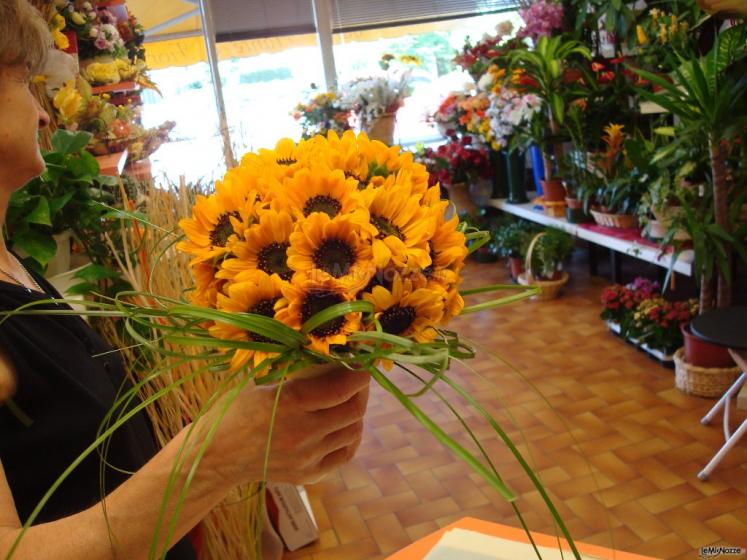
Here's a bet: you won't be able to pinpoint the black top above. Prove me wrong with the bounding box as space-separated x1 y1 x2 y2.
691 306 747 350
0 271 196 559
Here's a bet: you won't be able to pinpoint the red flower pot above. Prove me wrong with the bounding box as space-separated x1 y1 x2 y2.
541 179 565 203
565 197 583 210
508 257 524 280
681 323 735 368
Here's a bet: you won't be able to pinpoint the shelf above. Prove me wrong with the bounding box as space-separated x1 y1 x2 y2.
95 149 128 177
91 81 139 95
489 196 693 277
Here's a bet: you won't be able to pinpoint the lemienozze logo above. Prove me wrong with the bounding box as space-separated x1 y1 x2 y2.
699 546 746 558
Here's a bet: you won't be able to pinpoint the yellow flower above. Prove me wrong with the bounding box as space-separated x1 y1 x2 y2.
189 261 225 309
71 11 86 25
287 212 374 293
51 13 65 30
650 8 661 20
659 23 668 43
426 211 468 280
670 14 678 35
275 275 361 354
209 271 285 372
177 182 258 264
53 80 82 124
242 137 318 181
636 25 648 45
52 29 69 50
85 62 122 84
363 274 443 342
399 54 422 66
276 167 364 221
361 176 435 269
219 209 294 281
323 130 370 187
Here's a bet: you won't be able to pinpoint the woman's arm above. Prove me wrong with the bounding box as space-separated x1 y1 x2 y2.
0 367 370 560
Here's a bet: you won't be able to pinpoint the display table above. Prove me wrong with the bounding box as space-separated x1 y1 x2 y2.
386 517 658 560
489 197 693 278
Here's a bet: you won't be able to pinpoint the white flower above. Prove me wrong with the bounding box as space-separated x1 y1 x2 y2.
477 72 494 91
82 1 92 9
496 21 514 36
89 27 99 37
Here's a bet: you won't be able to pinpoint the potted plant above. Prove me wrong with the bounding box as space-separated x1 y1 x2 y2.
600 277 662 338
518 228 575 300
495 221 537 279
5 130 119 274
509 35 591 205
631 297 699 362
430 131 492 214
635 29 747 371
292 86 352 139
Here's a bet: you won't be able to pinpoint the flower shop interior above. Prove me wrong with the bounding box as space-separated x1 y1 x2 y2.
9 0 747 559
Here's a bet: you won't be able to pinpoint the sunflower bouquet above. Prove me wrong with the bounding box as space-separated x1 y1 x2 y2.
3 131 587 560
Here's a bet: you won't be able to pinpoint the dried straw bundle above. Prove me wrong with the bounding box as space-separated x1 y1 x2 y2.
97 177 264 559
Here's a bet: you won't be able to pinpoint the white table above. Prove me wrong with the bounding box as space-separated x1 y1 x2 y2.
488 197 694 279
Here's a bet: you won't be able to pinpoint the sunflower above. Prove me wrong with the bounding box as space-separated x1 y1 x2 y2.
275 275 361 354
218 209 294 281
358 134 430 193
361 176 435 269
177 185 254 264
364 274 444 343
208 272 286 372
189 260 225 309
242 137 320 181
323 130 370 188
287 213 374 292
425 210 468 281
276 167 365 222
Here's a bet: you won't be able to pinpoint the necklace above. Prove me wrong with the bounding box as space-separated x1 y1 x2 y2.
0 254 44 293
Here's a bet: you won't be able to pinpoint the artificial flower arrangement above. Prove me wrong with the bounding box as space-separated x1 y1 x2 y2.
339 53 421 131
3 131 590 559
516 0 565 42
292 87 352 139
426 130 492 188
429 91 468 135
453 20 517 81
53 0 127 59
486 78 542 151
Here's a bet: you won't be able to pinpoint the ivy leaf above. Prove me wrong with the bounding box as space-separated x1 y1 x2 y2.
26 197 52 226
13 231 57 267
51 130 92 156
48 190 76 214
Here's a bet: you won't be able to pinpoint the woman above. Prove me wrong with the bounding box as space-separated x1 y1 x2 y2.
0 1 370 558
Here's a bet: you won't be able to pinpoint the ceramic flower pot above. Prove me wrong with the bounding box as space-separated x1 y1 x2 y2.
508 257 524 280
681 323 735 368
541 179 565 203
367 113 396 145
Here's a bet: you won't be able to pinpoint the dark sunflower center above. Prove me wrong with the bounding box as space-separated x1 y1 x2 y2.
379 305 416 335
303 195 342 218
313 238 356 278
371 215 404 241
210 212 238 248
247 297 280 343
301 290 345 337
344 170 367 190
258 242 292 280
277 157 297 166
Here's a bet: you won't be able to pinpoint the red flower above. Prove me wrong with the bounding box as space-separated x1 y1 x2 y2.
610 57 626 64
591 62 605 72
599 71 616 83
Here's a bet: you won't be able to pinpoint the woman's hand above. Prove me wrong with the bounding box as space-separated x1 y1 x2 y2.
202 366 371 487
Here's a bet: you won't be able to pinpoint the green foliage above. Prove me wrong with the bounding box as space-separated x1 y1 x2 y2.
531 228 575 280
4 130 118 272
495 220 541 259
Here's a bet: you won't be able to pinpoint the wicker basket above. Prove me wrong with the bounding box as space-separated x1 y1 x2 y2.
543 201 566 218
517 232 569 301
674 348 741 398
590 209 638 229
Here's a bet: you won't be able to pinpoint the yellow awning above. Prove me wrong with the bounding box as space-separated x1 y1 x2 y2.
129 1 481 70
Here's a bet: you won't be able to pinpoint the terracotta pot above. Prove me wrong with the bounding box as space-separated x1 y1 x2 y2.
541 179 565 203
565 197 583 210
508 257 524 279
681 323 735 368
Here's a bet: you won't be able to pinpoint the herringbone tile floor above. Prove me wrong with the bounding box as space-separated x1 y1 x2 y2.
284 259 747 560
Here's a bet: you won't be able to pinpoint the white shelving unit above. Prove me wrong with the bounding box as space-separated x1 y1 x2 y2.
489 197 693 277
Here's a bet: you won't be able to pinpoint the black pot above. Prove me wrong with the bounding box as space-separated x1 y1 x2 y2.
506 150 528 203
489 150 509 199
566 207 593 224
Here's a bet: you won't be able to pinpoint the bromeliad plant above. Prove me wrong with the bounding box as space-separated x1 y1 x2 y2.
2 131 592 560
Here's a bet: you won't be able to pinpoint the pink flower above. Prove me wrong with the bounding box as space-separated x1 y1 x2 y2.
94 37 109 50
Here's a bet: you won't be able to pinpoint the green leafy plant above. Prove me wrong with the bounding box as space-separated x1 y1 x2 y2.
495 221 539 258
634 25 747 310
4 130 118 273
509 35 592 180
530 228 575 280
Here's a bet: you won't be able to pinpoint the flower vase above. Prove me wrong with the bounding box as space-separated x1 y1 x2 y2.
529 144 545 195
489 150 508 199
506 150 528 204
446 182 477 218
367 113 396 145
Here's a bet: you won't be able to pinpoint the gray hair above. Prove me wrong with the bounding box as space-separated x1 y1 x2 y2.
0 0 51 76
